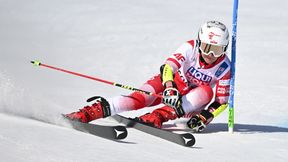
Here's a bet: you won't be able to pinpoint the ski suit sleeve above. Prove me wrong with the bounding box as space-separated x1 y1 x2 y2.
161 41 194 88
193 68 231 126
164 41 194 73
215 70 231 105
208 69 231 118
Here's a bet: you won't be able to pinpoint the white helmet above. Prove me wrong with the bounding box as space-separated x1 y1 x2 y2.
198 21 229 48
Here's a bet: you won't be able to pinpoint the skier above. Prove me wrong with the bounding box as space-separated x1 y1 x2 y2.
65 20 231 132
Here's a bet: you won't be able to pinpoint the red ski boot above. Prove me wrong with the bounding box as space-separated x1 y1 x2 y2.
138 106 178 128
65 96 111 123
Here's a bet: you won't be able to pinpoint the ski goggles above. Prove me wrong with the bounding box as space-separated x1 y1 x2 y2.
199 42 226 58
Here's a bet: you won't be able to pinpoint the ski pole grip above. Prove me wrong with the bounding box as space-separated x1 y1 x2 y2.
31 60 41 66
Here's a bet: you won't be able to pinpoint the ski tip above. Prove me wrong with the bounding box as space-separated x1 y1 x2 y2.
182 133 196 147
114 126 128 140
31 60 41 66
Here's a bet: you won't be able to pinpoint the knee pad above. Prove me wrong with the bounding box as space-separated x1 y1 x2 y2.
199 85 213 101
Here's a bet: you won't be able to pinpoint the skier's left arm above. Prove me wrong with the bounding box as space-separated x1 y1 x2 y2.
187 70 231 132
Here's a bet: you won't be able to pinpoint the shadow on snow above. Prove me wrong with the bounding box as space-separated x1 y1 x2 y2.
204 123 288 134
163 123 288 134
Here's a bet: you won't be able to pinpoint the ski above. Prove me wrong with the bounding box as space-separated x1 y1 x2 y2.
112 115 195 147
63 116 128 140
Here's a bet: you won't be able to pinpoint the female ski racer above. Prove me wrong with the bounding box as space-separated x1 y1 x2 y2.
65 20 231 132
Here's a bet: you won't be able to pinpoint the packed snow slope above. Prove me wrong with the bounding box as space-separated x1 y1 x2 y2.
0 0 287 161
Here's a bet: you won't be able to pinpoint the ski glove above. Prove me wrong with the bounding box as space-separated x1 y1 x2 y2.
187 115 207 132
162 82 185 117
163 87 180 107
187 109 214 132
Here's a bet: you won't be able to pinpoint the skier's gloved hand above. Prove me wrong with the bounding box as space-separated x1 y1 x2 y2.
187 109 214 132
162 81 184 117
163 87 181 107
187 115 207 132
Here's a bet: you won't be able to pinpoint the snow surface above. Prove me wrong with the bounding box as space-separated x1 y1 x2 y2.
1 0 288 161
